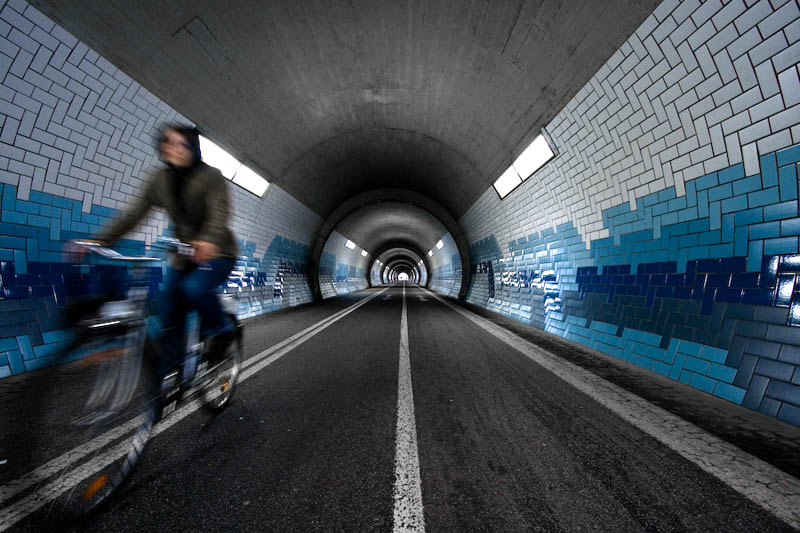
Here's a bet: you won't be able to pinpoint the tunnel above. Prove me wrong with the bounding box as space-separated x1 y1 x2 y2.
1 0 800 530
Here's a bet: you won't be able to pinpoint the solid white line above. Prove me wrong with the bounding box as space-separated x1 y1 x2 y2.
0 287 390 531
393 283 425 532
423 288 800 530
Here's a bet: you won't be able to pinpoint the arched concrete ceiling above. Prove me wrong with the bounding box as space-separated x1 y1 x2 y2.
335 202 446 258
31 0 659 219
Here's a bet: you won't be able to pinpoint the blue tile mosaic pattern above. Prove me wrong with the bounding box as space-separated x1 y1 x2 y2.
0 182 321 376
466 143 800 427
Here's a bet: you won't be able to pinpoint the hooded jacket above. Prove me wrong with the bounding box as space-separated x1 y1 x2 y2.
97 161 239 270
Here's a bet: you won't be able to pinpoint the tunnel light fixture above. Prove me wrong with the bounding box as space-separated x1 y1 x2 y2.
345 240 356 250
427 250 433 257
436 240 444 250
493 132 555 199
199 135 269 197
512 134 554 181
232 165 269 197
493 166 522 199
361 249 368 257
199 136 240 178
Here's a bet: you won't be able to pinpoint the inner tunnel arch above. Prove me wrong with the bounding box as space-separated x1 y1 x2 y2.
311 189 471 301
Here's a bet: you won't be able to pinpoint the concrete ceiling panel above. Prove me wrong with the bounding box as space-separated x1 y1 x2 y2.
31 0 659 219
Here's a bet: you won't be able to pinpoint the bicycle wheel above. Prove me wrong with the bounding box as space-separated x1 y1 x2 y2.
199 326 242 411
21 331 157 522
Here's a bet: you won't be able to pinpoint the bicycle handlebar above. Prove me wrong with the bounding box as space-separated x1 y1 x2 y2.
70 240 162 262
70 236 196 262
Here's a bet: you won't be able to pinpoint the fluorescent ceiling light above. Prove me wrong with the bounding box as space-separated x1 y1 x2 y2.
199 136 240 179
233 164 269 197
436 240 444 250
200 135 269 197
345 240 356 250
427 250 433 256
493 166 522 199
513 134 554 180
361 250 368 257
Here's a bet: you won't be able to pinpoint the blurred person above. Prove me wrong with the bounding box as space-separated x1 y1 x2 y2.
81 124 239 390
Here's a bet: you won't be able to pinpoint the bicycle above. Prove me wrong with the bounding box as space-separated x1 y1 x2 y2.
21 237 243 522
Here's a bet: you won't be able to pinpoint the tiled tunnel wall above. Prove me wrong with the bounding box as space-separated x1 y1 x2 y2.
0 0 325 378
461 0 800 427
426 232 462 297
319 230 369 299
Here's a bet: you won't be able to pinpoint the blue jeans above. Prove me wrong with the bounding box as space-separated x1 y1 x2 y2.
156 257 235 381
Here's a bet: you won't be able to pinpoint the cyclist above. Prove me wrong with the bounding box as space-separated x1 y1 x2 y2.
83 124 239 393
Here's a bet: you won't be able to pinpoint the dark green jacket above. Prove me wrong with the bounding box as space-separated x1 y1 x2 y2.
97 162 239 269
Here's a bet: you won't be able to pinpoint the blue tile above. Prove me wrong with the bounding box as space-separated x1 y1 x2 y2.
6 349 24 374
775 273 795 306
1 210 26 224
735 207 763 226
708 183 733 202
751 221 781 239
779 164 798 201
778 404 800 426
1 186 16 210
714 383 746 404
723 195 749 213
15 335 34 360
764 237 798 255
679 340 703 356
710 201 721 229
764 200 798 221
750 187 780 208
780 255 800 272
700 345 728 364
748 240 764 272
696 172 718 190
708 362 736 383
733 174 763 196
777 144 800 166
722 214 734 242
691 374 717 394
28 191 52 205
697 190 709 217
761 153 779 187
730 272 760 288
742 375 769 409
719 163 745 184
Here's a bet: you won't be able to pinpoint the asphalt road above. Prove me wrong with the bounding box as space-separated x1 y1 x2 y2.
2 284 797 532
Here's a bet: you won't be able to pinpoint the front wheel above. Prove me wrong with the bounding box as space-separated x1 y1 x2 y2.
21 332 157 522
199 327 242 411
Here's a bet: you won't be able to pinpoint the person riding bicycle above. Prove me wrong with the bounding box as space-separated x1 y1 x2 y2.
85 124 239 388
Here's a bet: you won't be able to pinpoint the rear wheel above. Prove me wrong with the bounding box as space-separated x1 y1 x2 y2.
21 332 156 522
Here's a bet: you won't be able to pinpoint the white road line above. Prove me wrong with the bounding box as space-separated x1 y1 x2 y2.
0 287 390 531
423 288 800 530
393 283 425 532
